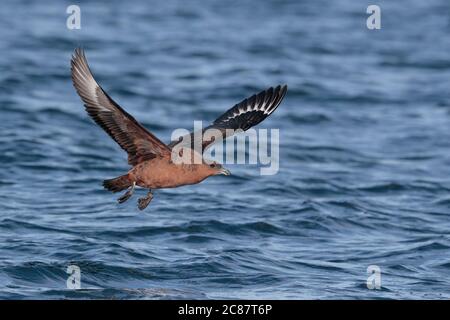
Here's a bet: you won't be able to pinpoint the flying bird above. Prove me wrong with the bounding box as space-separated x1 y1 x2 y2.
70 48 287 210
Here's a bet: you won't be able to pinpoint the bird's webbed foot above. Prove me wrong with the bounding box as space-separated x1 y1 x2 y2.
137 190 153 210
117 182 135 204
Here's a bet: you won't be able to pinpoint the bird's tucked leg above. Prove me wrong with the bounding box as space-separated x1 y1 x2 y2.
117 181 135 204
137 190 153 210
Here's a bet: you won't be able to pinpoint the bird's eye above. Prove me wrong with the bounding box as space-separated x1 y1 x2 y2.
210 163 215 168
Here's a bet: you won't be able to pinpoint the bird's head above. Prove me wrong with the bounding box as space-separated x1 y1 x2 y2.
203 161 231 177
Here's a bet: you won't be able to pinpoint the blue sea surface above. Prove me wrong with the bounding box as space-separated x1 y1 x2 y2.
1 0 450 299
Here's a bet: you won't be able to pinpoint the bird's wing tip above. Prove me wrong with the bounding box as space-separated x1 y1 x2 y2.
276 84 288 98
71 47 86 66
73 47 84 56
270 84 288 95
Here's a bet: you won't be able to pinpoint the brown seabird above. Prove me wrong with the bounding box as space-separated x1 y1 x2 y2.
71 48 287 210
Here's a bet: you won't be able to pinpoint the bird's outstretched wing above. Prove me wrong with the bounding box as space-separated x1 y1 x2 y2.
71 48 171 165
169 85 287 151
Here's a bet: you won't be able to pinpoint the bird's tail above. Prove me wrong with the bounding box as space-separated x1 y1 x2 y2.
103 174 132 192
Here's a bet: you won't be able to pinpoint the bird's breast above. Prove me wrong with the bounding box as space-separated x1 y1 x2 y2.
129 160 207 189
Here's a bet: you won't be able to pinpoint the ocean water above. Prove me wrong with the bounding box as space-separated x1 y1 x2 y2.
1 0 450 299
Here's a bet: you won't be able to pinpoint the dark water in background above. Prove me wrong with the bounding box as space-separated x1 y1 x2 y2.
0 0 450 299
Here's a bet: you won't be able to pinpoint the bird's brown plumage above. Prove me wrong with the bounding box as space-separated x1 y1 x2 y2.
71 48 171 166
70 48 287 210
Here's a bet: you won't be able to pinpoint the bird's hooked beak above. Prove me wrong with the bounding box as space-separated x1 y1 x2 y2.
217 168 231 176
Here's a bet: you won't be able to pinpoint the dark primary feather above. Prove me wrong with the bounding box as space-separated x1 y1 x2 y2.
70 48 171 166
213 85 287 130
169 85 287 151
